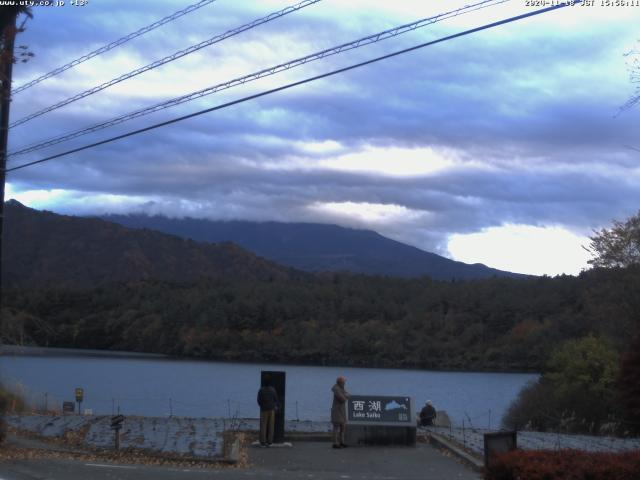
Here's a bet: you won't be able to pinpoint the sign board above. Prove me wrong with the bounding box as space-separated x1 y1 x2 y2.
75 388 84 403
62 401 75 413
111 415 125 429
347 395 414 426
484 431 517 466
111 415 125 450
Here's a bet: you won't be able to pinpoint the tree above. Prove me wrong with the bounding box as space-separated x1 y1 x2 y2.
503 335 620 433
546 335 619 400
546 336 619 432
619 39 639 113
586 210 640 268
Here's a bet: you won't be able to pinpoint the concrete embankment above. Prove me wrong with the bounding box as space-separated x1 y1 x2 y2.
425 425 640 456
6 414 334 459
7 414 226 458
7 414 640 467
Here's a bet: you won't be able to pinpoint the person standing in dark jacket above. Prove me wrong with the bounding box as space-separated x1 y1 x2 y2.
257 375 279 446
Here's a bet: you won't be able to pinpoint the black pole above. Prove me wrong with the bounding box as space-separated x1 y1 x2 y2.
0 11 17 328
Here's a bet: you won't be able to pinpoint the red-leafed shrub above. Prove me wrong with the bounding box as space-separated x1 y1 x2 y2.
484 449 640 480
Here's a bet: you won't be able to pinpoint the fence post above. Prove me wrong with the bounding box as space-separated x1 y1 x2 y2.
462 419 466 447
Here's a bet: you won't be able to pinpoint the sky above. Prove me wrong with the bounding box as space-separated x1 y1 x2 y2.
5 0 640 276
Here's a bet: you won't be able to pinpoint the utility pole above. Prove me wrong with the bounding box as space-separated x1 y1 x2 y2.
0 9 18 328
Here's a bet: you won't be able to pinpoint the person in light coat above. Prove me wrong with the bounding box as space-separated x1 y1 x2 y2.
331 376 350 449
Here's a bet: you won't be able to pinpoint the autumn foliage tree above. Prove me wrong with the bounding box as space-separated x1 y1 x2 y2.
546 335 619 430
587 210 640 268
503 336 620 434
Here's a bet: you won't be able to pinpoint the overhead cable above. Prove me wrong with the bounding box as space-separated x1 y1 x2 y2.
12 0 218 95
10 0 322 128
5 1 581 174
8 0 510 158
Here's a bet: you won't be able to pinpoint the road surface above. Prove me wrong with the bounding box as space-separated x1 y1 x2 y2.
0 441 480 480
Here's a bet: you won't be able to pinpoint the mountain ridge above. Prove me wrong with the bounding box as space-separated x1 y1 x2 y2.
102 213 524 280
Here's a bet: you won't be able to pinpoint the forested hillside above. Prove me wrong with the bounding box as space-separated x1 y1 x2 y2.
2 201 638 372
3 200 295 287
3 266 638 372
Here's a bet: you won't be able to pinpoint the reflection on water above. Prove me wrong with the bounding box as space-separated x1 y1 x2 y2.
0 347 537 426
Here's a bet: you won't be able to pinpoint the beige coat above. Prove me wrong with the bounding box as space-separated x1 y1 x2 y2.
331 383 350 425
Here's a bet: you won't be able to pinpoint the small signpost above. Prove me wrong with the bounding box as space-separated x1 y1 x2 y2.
111 415 125 450
346 395 416 446
75 387 84 415
62 401 75 414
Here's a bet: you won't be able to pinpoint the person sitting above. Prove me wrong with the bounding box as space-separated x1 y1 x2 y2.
419 400 436 427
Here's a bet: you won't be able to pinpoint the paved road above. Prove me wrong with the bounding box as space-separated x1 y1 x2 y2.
0 442 481 480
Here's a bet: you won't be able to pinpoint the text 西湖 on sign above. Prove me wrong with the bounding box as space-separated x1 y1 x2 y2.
347 395 414 426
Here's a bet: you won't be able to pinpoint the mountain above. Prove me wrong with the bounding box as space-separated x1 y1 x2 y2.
102 214 523 280
2 200 293 288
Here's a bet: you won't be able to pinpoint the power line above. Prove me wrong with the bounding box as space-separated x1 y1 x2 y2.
8 0 510 158
10 0 322 128
5 1 581 174
12 0 218 95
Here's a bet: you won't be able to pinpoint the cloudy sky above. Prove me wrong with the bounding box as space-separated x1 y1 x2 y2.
6 0 640 276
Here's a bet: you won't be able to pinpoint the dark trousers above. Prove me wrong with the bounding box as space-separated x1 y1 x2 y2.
332 423 345 445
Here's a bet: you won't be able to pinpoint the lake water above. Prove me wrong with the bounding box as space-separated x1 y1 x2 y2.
0 347 537 427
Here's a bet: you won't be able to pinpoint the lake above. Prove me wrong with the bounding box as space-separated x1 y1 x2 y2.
0 347 537 427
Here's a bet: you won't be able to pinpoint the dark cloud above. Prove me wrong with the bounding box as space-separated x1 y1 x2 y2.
7 1 640 272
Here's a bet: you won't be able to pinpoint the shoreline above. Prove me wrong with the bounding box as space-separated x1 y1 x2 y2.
0 344 540 375
0 345 168 360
